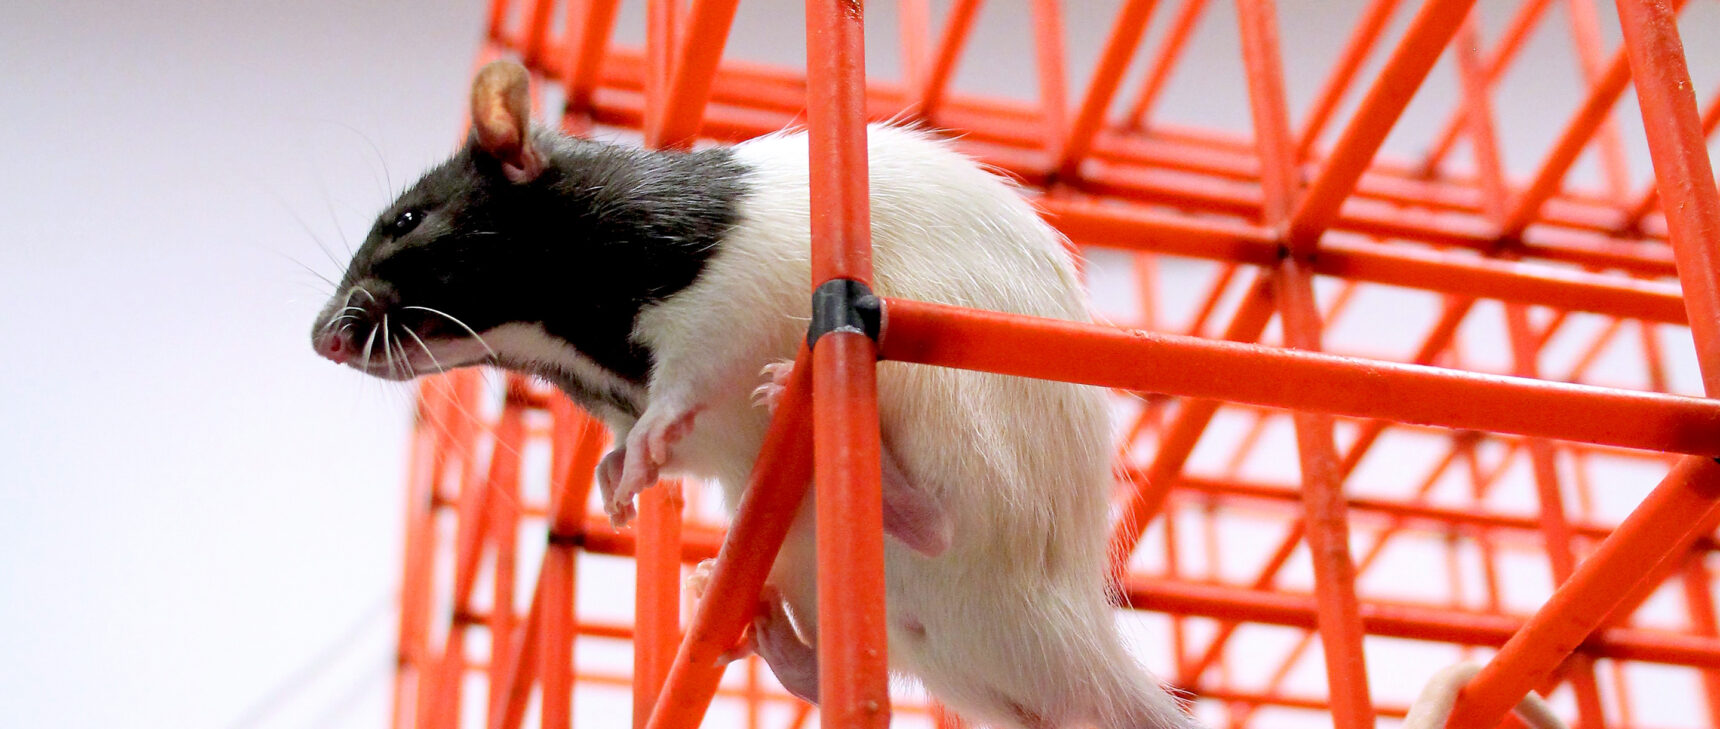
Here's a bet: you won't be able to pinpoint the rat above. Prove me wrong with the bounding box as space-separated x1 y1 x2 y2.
310 60 1196 729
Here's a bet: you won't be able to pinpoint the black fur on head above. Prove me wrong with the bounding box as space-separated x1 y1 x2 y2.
310 64 749 414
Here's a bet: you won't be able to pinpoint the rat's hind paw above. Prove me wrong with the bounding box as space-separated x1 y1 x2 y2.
750 359 797 413
684 559 757 664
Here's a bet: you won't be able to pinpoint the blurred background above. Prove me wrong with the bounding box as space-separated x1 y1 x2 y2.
4 1 1719 728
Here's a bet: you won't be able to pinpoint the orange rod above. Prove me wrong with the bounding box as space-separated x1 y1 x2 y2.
1043 199 1688 324
917 0 983 121
1122 0 1208 130
633 481 685 729
1623 82 1720 227
1057 0 1160 179
1447 456 1720 726
649 0 744 149
522 0 556 67
487 383 526 721
1500 45 1636 238
1293 0 1403 160
805 0 875 285
642 347 815 729
1564 0 1633 200
575 81 1682 271
1615 0 1720 394
1682 555 1720 728
1287 0 1475 249
1273 259 1375 729
566 43 1676 244
1421 0 1555 171
880 298 1720 456
898 0 930 88
540 545 575 729
812 332 892 729
1122 572 1720 668
1107 275 1277 572
1028 0 1069 145
563 0 624 117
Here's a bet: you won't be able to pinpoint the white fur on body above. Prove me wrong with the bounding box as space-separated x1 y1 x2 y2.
624 126 1193 729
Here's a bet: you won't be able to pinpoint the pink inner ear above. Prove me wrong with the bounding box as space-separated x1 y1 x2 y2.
469 61 537 179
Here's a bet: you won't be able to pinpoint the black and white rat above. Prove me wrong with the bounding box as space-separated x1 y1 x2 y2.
310 61 1195 729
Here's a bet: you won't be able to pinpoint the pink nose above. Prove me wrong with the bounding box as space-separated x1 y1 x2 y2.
314 330 352 365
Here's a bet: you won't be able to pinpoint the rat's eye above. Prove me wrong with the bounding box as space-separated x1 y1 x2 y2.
389 210 423 236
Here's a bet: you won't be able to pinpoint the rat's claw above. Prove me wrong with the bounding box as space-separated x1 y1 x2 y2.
753 360 795 413
597 447 631 524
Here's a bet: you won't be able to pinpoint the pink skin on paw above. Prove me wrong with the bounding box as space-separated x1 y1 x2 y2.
607 404 704 526
597 448 632 524
753 585 819 703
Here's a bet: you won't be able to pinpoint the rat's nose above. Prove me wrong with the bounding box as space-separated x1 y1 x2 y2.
313 327 354 364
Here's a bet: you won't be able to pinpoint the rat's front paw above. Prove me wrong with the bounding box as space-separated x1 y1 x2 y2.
608 404 702 525
596 447 633 525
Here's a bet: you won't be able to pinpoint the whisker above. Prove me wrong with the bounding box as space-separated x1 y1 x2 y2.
382 314 397 379
403 328 449 374
360 326 378 373
402 305 498 360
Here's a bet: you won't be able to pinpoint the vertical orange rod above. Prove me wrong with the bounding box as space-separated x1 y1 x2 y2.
1287 0 1475 248
522 0 557 67
1238 0 1371 719
644 0 677 147
1506 305 1607 729
1563 0 1632 200
545 411 606 729
1682 555 1720 728
1029 0 1069 145
487 381 529 720
1057 0 1161 179
488 0 514 40
806 0 889 724
564 0 624 120
633 480 685 729
642 347 816 729
1293 0 1403 160
1421 0 1555 172
917 0 983 121
392 381 448 729
899 0 931 93
1122 0 1209 130
650 0 746 149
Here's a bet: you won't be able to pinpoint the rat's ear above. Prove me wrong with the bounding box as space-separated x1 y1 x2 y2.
470 60 546 184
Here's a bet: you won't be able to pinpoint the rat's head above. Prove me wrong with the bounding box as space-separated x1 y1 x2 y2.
309 61 557 380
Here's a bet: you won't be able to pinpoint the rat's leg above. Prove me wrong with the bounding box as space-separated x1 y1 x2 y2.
753 585 820 704
753 360 953 557
684 560 817 701
596 448 631 524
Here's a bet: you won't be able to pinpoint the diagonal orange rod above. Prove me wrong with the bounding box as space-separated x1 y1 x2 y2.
1057 0 1161 179
1287 0 1475 250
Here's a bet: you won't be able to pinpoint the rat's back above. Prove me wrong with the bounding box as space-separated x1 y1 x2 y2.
639 126 1195 729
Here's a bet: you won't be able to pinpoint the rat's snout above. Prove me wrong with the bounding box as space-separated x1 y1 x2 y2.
311 280 399 366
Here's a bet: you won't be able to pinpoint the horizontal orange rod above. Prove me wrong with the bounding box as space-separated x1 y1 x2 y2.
1120 574 1720 669
878 298 1720 456
1043 199 1687 324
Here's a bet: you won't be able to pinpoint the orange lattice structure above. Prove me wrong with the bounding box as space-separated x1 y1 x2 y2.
385 1 1720 728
